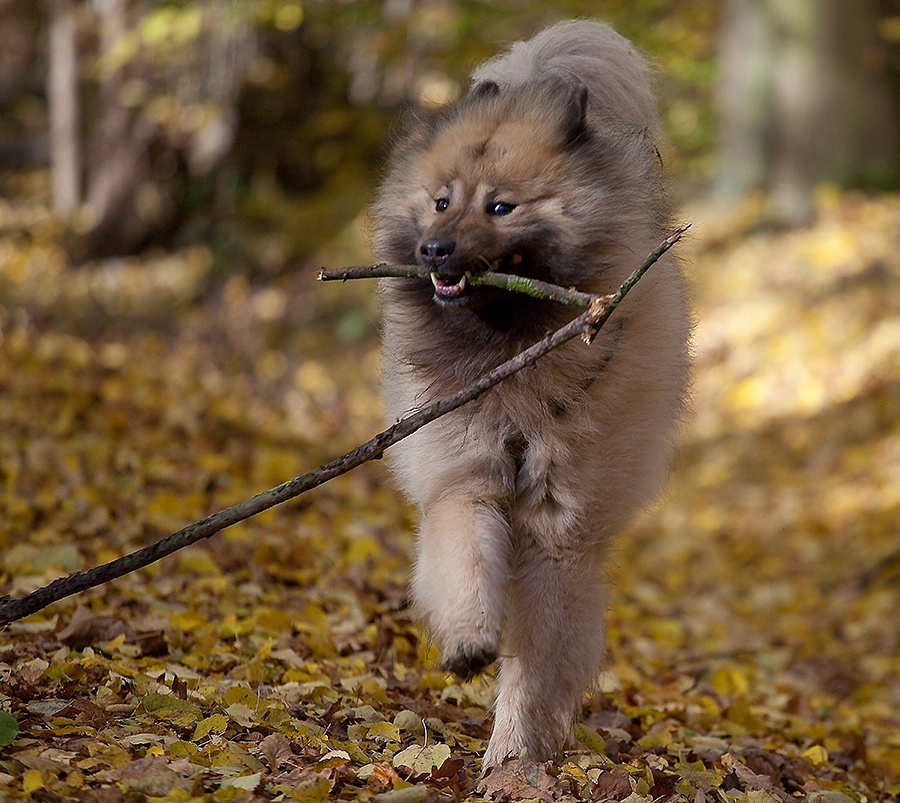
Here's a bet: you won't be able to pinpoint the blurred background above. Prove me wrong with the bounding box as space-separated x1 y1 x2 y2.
2 0 898 272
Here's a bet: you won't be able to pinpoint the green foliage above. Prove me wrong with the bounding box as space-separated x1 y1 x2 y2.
0 712 17 748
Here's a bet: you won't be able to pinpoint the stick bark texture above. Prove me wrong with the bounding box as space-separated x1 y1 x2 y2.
0 226 687 626
318 265 597 307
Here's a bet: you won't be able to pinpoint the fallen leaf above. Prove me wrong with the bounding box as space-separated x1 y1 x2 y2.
373 786 429 803
593 767 633 801
0 712 18 747
260 732 293 770
220 770 262 790
104 757 193 795
57 606 126 646
477 756 560 801
392 742 451 777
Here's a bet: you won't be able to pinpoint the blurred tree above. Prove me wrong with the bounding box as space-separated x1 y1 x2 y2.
74 0 256 258
3 0 719 265
47 0 81 214
715 0 899 223
0 0 45 167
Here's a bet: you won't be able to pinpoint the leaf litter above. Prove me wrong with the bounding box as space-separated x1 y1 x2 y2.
1 184 900 801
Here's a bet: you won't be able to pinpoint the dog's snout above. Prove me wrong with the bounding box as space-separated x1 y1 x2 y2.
420 239 455 269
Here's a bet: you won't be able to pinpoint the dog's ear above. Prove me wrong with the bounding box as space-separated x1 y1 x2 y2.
470 79 501 99
561 82 589 146
458 80 501 110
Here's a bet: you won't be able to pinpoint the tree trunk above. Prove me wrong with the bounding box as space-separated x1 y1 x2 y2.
47 0 81 216
715 0 899 223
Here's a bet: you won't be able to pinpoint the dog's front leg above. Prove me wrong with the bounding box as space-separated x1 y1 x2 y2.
483 541 607 769
412 495 512 679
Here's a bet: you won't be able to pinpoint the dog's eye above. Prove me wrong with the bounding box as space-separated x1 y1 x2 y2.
487 201 517 216
435 198 449 213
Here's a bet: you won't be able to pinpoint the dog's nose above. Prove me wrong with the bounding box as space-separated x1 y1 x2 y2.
420 239 455 269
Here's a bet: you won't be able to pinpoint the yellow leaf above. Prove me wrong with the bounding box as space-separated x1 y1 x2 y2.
296 603 328 632
290 771 332 803
282 667 329 683
254 636 276 662
803 225 857 270
709 665 749 697
393 710 424 734
347 536 381 564
22 768 43 794
256 608 294 634
746 792 782 803
325 738 370 763
392 743 451 775
802 744 829 767
416 672 448 693
145 791 193 803
178 550 222 577
192 714 228 741
168 741 197 758
367 721 402 741
218 614 254 639
573 723 606 755
226 702 258 727
373 787 428 803
221 771 262 791
637 728 673 749
316 749 351 769
140 694 201 729
87 742 132 769
224 686 259 708
170 610 207 632
274 3 303 32
295 360 337 402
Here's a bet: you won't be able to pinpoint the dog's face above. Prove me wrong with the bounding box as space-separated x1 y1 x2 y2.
402 82 590 308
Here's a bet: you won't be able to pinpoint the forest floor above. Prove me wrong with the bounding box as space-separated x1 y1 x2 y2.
1 173 900 802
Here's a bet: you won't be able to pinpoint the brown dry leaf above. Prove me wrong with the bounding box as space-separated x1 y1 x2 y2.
477 756 560 801
66 698 110 728
592 767 633 801
260 732 294 771
720 752 774 791
56 606 127 646
284 768 334 802
103 756 195 795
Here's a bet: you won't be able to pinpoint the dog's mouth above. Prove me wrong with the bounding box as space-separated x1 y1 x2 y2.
430 272 468 300
429 253 525 305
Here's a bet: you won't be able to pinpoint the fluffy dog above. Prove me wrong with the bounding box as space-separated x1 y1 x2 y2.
371 20 691 769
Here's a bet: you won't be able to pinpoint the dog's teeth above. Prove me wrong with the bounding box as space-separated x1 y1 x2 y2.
430 273 466 294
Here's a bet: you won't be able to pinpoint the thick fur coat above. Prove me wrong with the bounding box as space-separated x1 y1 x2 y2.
371 20 691 769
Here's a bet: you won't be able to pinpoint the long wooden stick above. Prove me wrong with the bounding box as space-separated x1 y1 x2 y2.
0 226 687 626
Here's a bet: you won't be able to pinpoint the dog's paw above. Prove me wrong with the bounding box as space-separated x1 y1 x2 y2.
440 643 498 680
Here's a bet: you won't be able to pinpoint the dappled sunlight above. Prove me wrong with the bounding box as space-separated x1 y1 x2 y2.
613 189 900 797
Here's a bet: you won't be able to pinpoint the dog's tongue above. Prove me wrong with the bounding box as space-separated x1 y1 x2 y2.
431 272 467 298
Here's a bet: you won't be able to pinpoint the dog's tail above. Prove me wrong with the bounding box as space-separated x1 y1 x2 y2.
470 20 657 131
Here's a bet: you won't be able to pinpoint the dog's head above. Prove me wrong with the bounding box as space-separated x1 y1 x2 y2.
387 79 595 309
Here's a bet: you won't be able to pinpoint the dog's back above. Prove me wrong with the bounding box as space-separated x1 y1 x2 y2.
471 20 657 131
